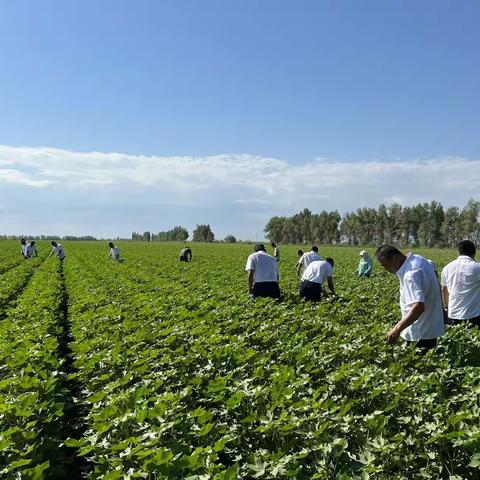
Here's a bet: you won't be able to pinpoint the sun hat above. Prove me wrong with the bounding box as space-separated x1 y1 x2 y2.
359 250 368 256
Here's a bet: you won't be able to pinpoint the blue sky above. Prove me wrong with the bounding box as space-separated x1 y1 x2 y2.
0 1 479 239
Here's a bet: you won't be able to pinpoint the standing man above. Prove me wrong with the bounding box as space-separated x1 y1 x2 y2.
179 246 192 262
296 246 322 274
107 242 121 262
48 241 66 261
20 238 28 258
271 242 280 263
25 241 38 259
245 243 280 299
375 244 445 350
441 240 480 328
299 257 335 302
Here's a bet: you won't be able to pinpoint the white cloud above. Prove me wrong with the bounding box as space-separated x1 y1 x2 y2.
0 145 479 237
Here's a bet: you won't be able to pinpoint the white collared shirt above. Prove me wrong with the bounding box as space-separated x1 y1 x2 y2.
301 260 333 284
25 243 36 258
441 255 480 320
396 253 444 341
299 251 322 271
245 251 279 283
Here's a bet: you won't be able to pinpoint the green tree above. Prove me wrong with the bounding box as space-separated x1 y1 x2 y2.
192 224 215 242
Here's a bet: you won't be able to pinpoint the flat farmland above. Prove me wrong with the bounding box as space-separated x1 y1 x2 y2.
0 241 479 479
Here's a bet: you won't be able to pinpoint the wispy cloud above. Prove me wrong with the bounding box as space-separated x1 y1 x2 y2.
0 145 479 237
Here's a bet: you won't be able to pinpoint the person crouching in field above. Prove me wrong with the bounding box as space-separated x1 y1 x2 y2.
48 241 66 261
271 242 280 262
179 246 192 262
357 250 373 277
299 257 335 302
245 243 280 299
296 246 322 275
441 240 480 328
376 244 445 351
107 242 121 262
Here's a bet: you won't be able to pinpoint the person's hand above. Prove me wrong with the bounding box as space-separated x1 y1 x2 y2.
386 326 401 344
443 309 452 325
249 293 255 301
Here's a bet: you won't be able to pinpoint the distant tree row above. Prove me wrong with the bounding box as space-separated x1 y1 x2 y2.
264 199 480 248
132 224 221 242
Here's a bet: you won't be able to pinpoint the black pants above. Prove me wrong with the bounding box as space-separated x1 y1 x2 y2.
299 280 322 302
179 256 188 262
405 338 437 351
253 282 281 299
451 315 480 328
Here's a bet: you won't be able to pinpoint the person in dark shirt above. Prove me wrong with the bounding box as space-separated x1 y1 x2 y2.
179 247 192 262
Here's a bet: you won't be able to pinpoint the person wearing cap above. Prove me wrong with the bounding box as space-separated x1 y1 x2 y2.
107 242 121 262
245 243 280 299
441 240 480 328
296 246 322 274
299 257 335 302
375 244 444 351
179 246 192 262
357 250 373 277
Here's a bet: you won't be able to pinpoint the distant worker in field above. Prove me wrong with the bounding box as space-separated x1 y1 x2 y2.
357 250 373 277
296 246 322 274
107 242 121 262
179 246 192 262
25 241 38 259
376 244 444 351
48 241 66 261
271 242 280 262
20 238 28 258
441 240 480 328
299 257 335 302
246 243 280 299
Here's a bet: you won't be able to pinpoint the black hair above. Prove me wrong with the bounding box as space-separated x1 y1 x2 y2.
109 242 115 248
458 240 476 257
270 242 276 248
312 246 318 252
30 241 35 246
51 241 57 246
325 257 334 267
297 249 304 256
254 243 266 252
21 238 26 244
375 244 402 260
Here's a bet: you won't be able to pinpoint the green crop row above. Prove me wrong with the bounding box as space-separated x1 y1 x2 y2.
55 242 480 479
0 257 72 479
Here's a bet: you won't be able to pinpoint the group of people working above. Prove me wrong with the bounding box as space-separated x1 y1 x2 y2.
245 240 480 351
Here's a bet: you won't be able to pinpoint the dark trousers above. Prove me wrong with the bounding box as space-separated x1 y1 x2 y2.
299 280 322 302
451 315 480 328
253 282 281 299
405 338 437 351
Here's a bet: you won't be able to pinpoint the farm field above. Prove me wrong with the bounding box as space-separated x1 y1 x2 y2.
0 241 479 479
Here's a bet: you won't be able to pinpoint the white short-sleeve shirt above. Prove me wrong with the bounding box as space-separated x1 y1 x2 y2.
53 244 65 260
301 260 333 284
441 255 480 320
299 251 322 270
396 253 445 341
245 251 279 283
111 247 120 260
25 243 36 258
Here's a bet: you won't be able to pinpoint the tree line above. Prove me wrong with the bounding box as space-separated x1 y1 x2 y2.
264 199 480 248
132 224 224 242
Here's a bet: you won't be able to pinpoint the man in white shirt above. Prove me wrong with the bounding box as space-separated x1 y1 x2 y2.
271 242 280 263
299 257 335 301
441 240 480 328
48 241 66 261
20 238 28 258
296 246 322 274
376 244 445 351
25 241 38 259
107 242 121 262
245 243 280 299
